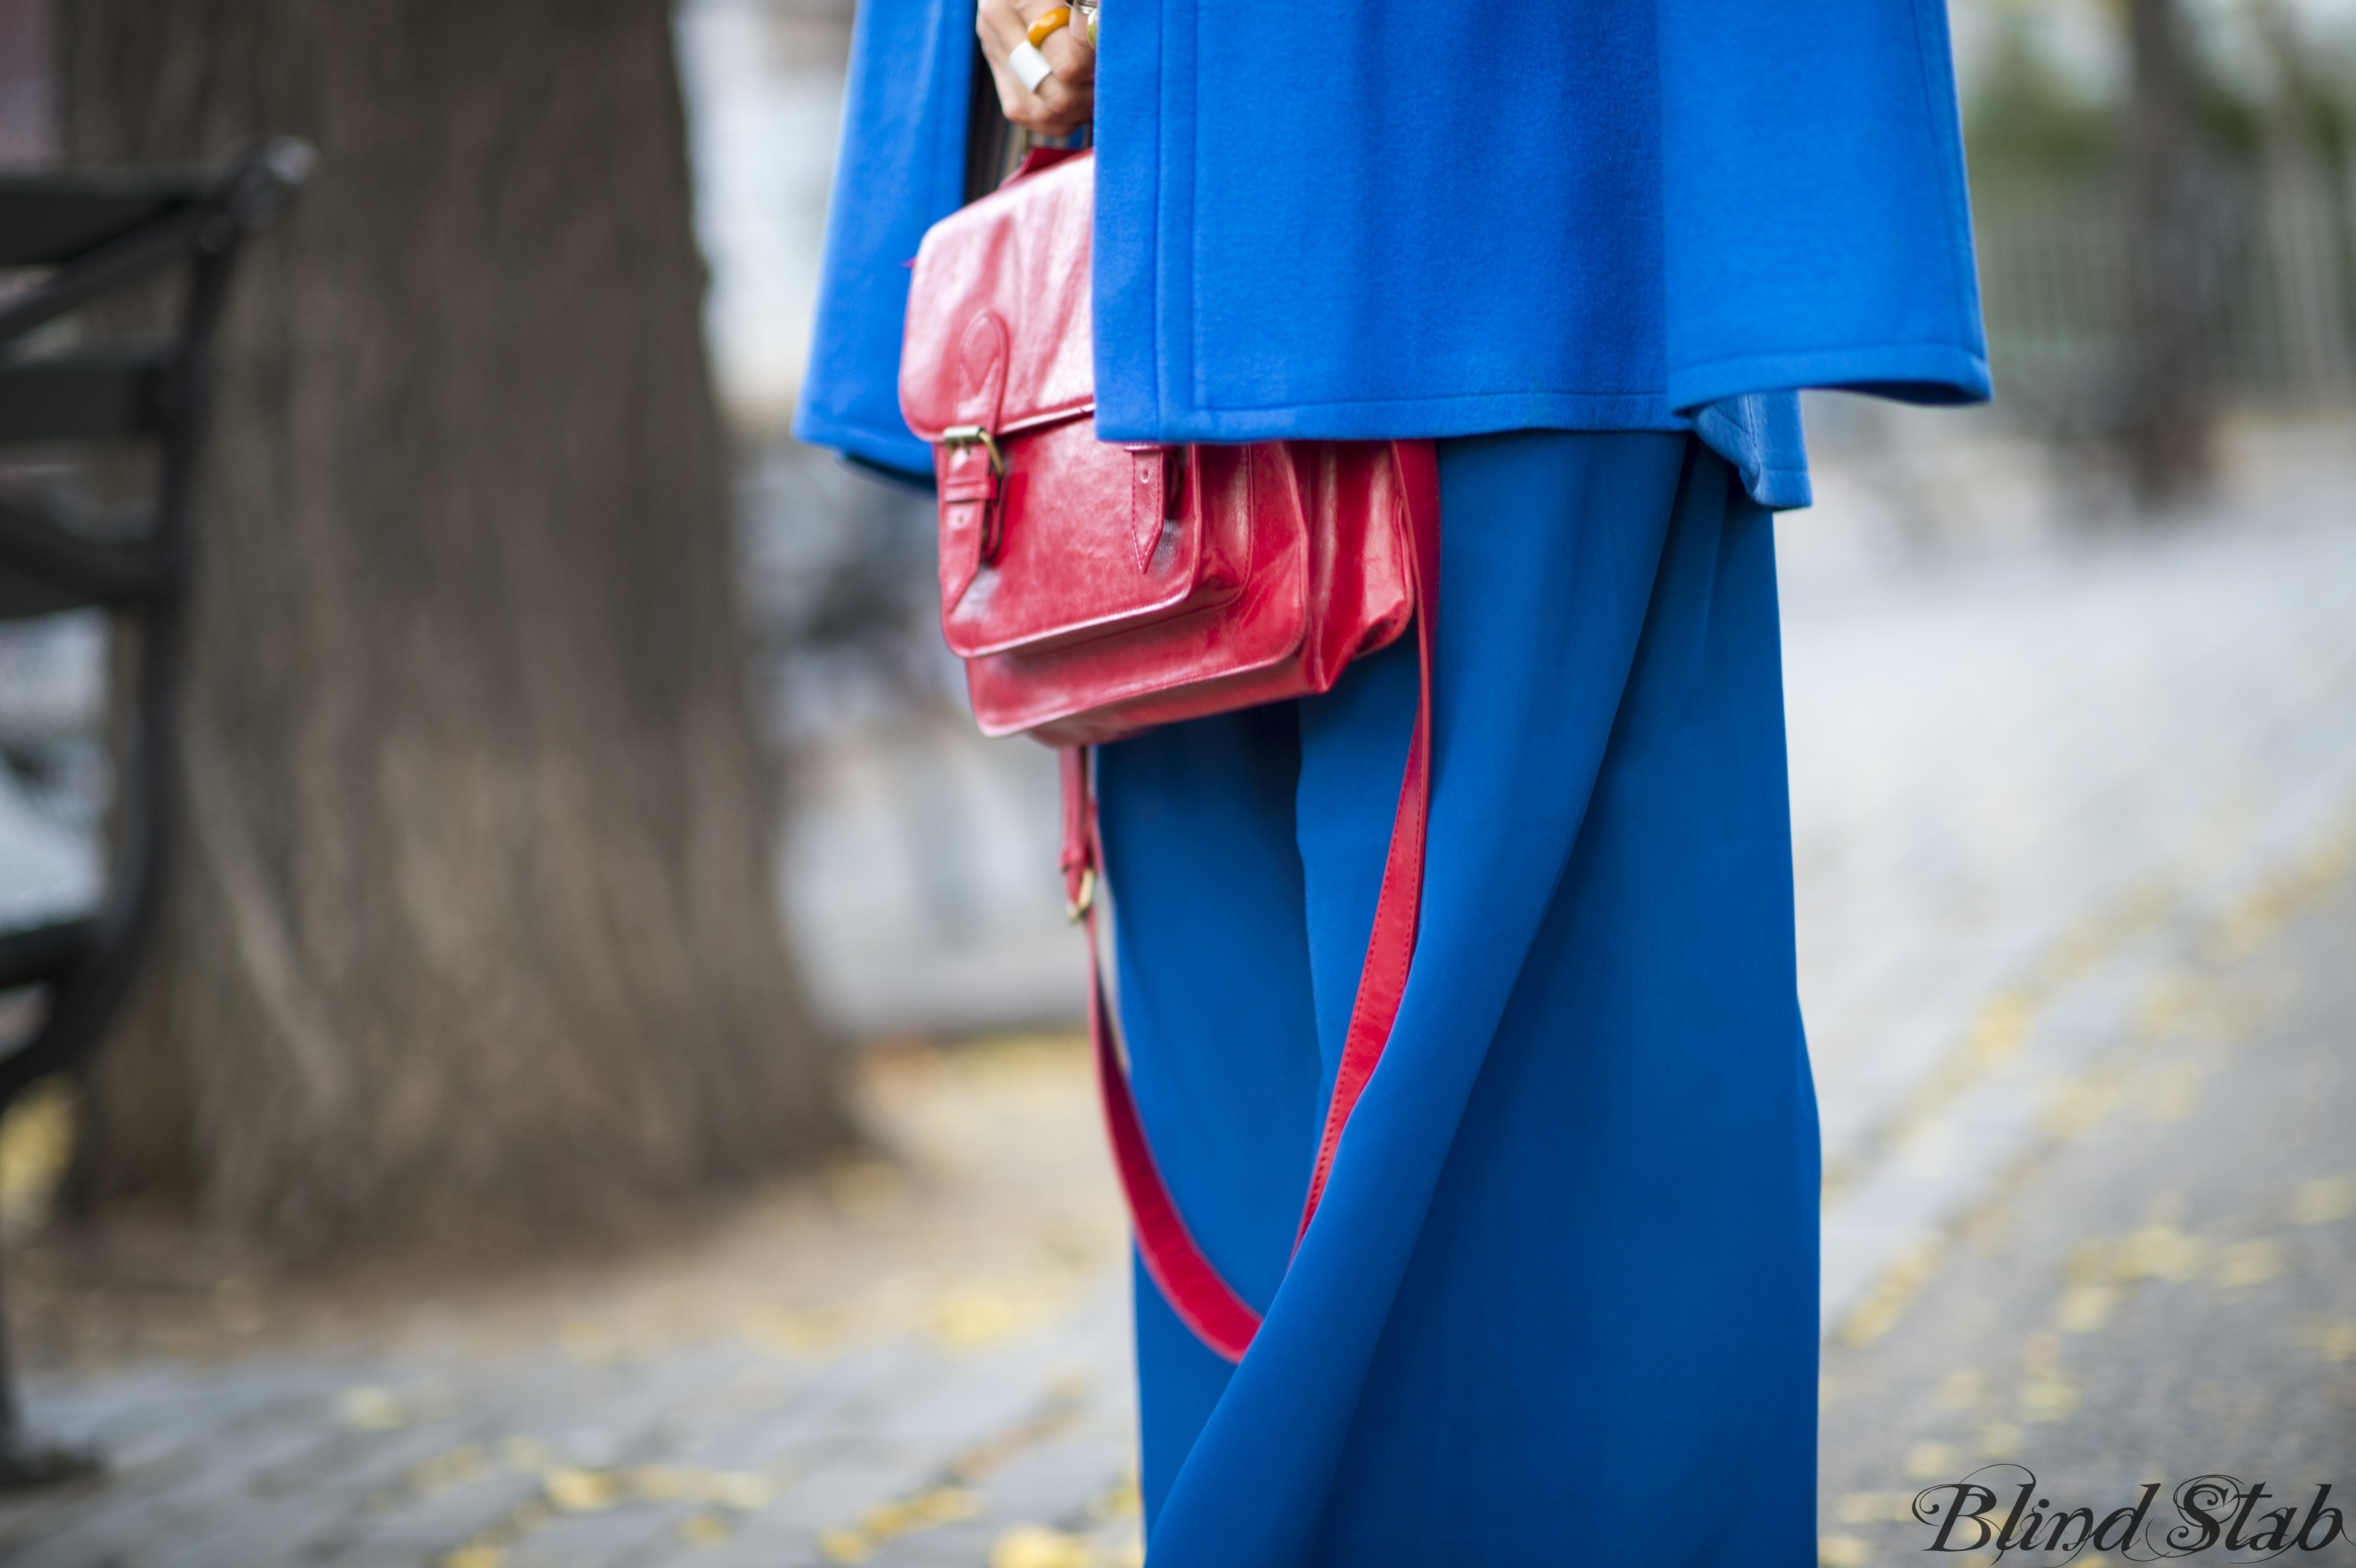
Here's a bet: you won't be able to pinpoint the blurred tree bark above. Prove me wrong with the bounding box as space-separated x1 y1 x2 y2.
58 0 851 1258
2119 0 2216 504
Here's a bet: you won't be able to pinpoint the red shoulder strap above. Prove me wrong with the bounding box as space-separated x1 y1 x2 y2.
1060 441 1439 1362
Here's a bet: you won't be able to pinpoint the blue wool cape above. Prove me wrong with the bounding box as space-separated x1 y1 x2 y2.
794 0 1989 502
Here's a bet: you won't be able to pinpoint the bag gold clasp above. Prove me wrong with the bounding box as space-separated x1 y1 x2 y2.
940 425 1005 475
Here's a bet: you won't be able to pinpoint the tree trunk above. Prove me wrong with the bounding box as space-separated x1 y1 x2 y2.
58 0 852 1258
2119 0 2216 505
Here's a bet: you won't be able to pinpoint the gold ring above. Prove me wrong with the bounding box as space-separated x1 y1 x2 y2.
1026 6 1071 47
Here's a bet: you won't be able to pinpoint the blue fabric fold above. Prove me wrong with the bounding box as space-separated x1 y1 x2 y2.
1694 393 1814 511
1098 432 1820 1564
793 0 971 477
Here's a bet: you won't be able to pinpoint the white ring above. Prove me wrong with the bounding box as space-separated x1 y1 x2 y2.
1009 39 1054 93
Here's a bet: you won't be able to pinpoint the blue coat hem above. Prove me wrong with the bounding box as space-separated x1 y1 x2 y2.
792 405 934 479
1093 390 1689 446
799 391 1818 513
1668 343 1992 415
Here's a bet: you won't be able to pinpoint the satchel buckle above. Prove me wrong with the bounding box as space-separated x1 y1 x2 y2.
940 425 1005 475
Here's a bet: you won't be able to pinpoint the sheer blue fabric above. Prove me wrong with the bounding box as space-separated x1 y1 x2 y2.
1096 431 1819 1565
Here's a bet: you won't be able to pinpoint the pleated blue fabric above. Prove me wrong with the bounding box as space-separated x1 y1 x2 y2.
1096 430 1819 1565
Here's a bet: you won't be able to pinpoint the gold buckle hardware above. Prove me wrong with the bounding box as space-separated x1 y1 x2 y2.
940 425 1004 476
1064 867 1096 924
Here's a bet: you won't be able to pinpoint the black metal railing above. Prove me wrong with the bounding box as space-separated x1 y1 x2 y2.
0 136 309 1488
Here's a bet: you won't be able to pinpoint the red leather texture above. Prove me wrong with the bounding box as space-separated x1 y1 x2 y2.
1057 449 1436 1361
900 150 1427 747
903 148 1441 1362
901 149 1094 448
1061 748 1265 1362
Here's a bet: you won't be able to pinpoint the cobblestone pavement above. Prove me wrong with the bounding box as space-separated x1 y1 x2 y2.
0 1041 1145 1568
1815 826 2356 1567
1789 419 2356 1333
0 419 2350 1565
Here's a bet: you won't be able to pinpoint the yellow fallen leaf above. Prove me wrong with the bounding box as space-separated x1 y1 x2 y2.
2039 1076 2116 1139
1904 1442 1958 1480
2115 1226 2203 1281
442 1547 504 1568
499 1435 556 1473
818 1528 874 1564
633 1466 700 1502
1967 994 2032 1065
2293 1175 2355 1227
406 1447 487 1498
2216 1239 2282 1289
935 1285 1042 1349
1935 1369 1985 1409
2055 1284 2119 1332
2064 1237 2115 1283
1093 1474 1141 1520
992 1524 1094 1568
2136 976 2198 1039
0 1080 74 1237
1838 1241 1942 1348
864 1486 983 1541
914 1487 985 1525
1818 1534 1872 1568
715 1471 776 1510
1835 1492 1915 1524
338 1386 405 1432
544 1467 621 1514
2020 1376 2080 1423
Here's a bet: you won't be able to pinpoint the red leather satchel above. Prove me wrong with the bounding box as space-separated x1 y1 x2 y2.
899 148 1437 1361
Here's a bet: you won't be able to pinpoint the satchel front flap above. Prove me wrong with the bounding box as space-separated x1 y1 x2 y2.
900 152 1097 441
941 426 1222 659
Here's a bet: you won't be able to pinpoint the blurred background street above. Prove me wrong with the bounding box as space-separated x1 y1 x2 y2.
0 0 2351 1564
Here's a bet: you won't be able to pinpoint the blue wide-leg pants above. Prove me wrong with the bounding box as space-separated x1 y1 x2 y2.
1096 430 1820 1567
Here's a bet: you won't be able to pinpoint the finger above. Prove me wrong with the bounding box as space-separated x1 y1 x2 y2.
1036 23 1093 86
976 0 1027 59
1005 0 1092 82
977 43 1054 132
975 0 1094 135
1032 72 1084 120
974 1 1037 124
1012 13 1092 130
979 51 1029 123
998 0 1091 90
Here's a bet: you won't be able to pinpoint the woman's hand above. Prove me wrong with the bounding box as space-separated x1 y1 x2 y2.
977 0 1094 138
